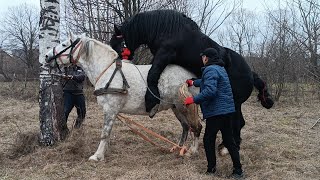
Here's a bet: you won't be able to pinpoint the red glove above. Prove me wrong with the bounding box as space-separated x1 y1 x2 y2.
186 79 194 87
184 96 194 105
121 48 131 60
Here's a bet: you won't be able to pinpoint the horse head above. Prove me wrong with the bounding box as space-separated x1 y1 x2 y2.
45 32 86 69
110 25 134 60
45 32 119 85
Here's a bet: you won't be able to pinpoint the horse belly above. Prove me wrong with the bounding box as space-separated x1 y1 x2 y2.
121 93 148 115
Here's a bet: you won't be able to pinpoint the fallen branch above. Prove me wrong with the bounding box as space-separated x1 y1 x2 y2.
310 117 320 129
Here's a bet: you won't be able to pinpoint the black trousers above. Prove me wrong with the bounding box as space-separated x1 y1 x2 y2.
204 113 242 170
64 92 86 122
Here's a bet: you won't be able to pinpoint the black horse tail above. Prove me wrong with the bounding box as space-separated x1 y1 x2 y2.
252 71 274 109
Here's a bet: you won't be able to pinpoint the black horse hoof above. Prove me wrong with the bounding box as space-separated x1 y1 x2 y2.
149 104 160 118
74 118 84 129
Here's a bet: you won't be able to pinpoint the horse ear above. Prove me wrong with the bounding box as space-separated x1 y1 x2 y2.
68 31 72 39
70 32 76 40
114 25 122 36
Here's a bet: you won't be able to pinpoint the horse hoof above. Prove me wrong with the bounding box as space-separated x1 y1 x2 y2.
89 154 104 161
149 104 160 118
185 151 192 157
187 147 198 156
219 147 229 156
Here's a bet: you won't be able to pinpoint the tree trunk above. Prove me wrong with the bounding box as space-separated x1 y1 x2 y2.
38 0 65 146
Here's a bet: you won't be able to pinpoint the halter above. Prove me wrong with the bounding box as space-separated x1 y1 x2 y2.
114 34 130 58
47 38 82 65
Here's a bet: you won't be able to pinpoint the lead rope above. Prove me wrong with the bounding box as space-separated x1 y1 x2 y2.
117 114 187 155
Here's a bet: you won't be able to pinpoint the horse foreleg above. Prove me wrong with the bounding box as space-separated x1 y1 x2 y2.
89 113 116 161
146 47 176 116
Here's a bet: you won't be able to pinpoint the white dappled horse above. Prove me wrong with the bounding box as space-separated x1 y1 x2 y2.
44 33 202 161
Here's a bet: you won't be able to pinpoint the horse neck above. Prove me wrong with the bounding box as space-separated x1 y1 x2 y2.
123 24 147 51
123 10 199 51
79 40 117 86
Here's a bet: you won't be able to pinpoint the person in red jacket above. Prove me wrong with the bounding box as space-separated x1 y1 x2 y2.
185 48 243 179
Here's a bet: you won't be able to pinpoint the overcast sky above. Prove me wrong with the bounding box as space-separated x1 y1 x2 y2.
0 0 276 15
0 0 40 14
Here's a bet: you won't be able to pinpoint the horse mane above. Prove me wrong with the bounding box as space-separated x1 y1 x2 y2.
120 9 201 50
81 36 118 61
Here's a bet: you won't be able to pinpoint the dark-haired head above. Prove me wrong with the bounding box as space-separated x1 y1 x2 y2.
200 48 225 67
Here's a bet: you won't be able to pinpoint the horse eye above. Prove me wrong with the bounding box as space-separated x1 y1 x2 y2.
62 44 66 47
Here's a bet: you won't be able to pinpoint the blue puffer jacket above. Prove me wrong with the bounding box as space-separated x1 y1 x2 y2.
193 65 235 119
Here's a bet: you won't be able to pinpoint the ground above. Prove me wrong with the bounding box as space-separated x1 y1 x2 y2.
0 91 319 180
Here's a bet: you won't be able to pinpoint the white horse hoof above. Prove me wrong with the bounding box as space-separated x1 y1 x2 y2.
185 151 192 157
185 150 198 157
219 147 229 156
89 154 104 161
185 146 198 156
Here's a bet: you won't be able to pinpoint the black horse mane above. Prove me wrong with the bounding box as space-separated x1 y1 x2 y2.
120 9 201 50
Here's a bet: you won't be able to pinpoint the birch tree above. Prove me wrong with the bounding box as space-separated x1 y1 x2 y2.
39 0 65 145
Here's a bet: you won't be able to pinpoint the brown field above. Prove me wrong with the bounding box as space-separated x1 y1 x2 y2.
0 82 319 180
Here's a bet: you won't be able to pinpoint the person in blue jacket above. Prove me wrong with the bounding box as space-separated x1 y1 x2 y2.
184 48 243 178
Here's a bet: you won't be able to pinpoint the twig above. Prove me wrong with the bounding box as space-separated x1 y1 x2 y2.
310 117 320 129
0 142 15 146
11 121 22 134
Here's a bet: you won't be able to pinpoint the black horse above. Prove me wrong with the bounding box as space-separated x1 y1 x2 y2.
110 9 273 149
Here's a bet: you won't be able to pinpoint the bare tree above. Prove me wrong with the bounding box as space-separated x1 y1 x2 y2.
39 0 65 145
286 0 320 75
261 0 320 100
63 0 181 42
0 33 11 81
261 6 310 101
191 0 242 36
0 4 40 77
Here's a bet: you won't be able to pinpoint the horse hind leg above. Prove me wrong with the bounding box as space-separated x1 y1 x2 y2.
89 111 117 161
219 104 244 156
188 121 202 156
171 108 189 150
172 107 202 156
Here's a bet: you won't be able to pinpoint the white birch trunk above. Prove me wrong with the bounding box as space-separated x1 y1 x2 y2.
39 0 64 145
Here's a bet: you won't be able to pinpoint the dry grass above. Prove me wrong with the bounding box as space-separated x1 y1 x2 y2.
0 89 319 179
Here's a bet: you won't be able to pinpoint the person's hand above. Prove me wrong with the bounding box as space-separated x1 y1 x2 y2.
186 79 194 87
184 96 194 105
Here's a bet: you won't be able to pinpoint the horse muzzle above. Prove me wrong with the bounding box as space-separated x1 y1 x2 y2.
45 54 54 63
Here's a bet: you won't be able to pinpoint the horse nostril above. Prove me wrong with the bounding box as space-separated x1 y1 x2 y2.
45 55 49 62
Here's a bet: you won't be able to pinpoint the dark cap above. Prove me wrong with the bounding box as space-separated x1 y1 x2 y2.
200 48 219 58
200 48 225 67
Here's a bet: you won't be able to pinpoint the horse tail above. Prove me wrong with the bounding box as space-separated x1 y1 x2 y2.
252 71 274 109
179 83 202 137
